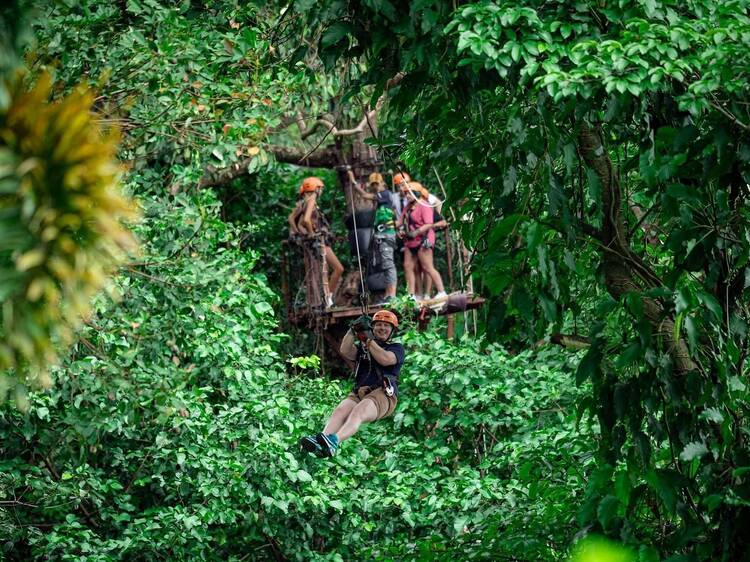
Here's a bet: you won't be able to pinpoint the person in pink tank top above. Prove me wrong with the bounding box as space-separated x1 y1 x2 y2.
398 182 446 301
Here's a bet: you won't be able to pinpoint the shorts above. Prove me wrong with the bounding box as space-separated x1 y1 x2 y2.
346 386 398 420
374 234 397 287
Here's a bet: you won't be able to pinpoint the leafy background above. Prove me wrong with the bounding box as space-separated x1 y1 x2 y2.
1 0 749 560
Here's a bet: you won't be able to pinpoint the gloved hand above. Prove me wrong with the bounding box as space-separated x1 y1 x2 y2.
350 314 371 334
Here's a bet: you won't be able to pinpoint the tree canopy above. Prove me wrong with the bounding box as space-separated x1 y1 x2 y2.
1 0 749 560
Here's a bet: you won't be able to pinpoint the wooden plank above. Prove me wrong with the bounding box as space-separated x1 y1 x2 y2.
307 293 486 324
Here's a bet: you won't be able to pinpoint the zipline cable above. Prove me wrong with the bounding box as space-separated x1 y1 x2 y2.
361 100 442 210
347 167 369 316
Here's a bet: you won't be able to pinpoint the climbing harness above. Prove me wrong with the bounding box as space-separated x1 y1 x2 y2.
349 310 398 397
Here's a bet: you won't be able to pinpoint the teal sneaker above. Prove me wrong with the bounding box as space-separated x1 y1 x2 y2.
315 433 339 457
299 434 324 457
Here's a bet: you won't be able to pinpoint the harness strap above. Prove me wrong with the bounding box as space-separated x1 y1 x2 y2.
354 343 396 397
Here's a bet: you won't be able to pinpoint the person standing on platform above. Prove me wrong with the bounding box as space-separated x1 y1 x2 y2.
349 171 398 303
287 176 344 308
398 182 447 301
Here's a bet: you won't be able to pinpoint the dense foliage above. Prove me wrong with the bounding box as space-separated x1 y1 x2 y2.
2 0 749 560
298 0 750 559
1 188 592 560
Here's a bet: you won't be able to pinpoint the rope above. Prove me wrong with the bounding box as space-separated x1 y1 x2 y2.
432 165 466 294
406 186 443 209
361 100 442 210
348 172 369 315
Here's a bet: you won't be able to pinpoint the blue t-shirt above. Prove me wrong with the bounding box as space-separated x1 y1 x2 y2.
353 341 405 396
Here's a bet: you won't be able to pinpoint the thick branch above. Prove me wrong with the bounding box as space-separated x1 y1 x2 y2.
295 72 403 140
199 72 405 188
578 122 695 374
535 333 590 350
299 116 335 140
198 145 339 188
297 111 377 140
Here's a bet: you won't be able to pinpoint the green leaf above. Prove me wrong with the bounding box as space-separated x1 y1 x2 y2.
638 545 660 562
597 495 620 530
296 469 312 482
525 221 542 251
329 499 344 511
321 22 353 47
616 342 641 368
698 291 723 321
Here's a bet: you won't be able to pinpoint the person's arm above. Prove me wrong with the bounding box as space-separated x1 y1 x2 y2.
354 184 376 201
348 171 376 201
340 329 359 361
408 205 434 237
415 218 447 235
396 205 408 228
287 204 301 233
300 194 316 234
432 218 448 230
431 209 448 230
366 339 397 366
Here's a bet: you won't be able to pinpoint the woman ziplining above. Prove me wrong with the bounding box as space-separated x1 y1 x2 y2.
287 176 344 308
299 310 405 457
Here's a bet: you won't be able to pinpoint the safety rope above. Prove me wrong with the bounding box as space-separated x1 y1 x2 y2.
360 100 443 210
433 165 466 293
347 169 370 316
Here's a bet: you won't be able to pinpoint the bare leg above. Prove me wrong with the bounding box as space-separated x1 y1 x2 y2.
415 261 424 297
336 399 378 442
325 246 344 295
403 248 417 295
418 248 445 293
423 270 432 298
322 398 357 435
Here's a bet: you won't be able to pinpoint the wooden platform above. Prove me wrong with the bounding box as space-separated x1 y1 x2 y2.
324 293 485 324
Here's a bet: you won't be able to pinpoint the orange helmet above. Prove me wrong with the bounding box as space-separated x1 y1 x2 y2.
372 310 399 329
392 172 411 188
410 181 429 199
299 176 324 194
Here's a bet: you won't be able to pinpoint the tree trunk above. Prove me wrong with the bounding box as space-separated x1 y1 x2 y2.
577 123 695 374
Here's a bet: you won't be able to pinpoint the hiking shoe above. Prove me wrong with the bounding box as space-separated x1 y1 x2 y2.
434 291 448 299
299 434 324 457
315 433 339 457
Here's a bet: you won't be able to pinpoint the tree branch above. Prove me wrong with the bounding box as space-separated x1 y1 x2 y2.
535 333 590 350
578 122 695 374
197 72 405 188
197 145 340 188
